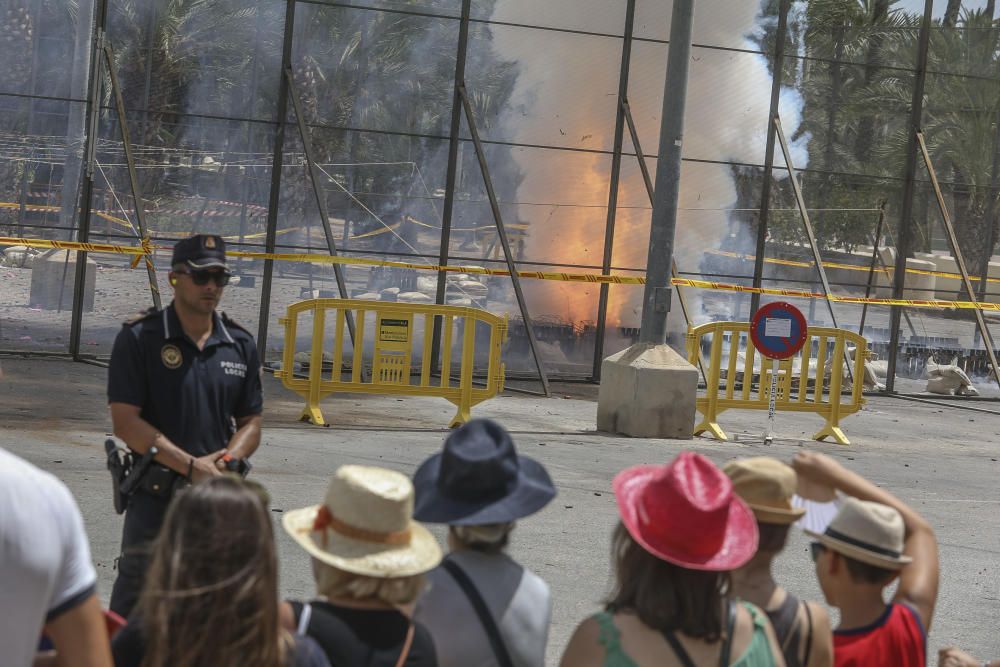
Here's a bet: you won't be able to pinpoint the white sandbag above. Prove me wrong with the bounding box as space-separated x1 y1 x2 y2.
397 291 433 303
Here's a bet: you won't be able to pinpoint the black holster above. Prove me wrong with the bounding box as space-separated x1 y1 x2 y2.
105 439 161 514
105 439 129 514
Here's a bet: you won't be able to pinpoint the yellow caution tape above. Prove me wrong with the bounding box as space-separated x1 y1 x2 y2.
671 277 1000 311
5 235 1000 311
709 248 1000 284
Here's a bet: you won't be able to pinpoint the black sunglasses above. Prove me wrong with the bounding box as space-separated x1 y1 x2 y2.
809 541 828 562
178 269 230 287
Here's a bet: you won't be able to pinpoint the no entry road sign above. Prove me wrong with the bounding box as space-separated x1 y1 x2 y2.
750 301 808 360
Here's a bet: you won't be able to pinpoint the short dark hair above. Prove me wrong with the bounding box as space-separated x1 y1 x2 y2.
842 554 898 585
605 523 729 641
756 521 791 553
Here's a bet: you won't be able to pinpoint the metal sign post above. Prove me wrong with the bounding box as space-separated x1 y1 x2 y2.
766 357 780 445
750 301 808 445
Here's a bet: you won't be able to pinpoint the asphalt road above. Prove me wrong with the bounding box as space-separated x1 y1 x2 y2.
1 357 997 664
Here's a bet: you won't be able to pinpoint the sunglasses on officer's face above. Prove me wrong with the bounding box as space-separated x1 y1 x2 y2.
177 269 231 287
810 541 828 563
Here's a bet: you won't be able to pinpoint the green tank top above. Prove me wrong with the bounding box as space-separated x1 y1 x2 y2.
593 602 777 667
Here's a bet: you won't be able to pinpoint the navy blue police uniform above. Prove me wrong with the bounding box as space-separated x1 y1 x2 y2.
106 234 262 617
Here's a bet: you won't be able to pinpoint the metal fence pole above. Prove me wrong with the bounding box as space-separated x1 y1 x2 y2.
256 0 296 362
458 84 550 396
592 0 636 381
749 0 791 318
430 0 472 373
622 99 706 383
886 0 933 392
638 0 695 344
68 0 108 359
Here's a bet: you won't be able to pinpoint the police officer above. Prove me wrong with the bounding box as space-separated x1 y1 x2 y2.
107 234 263 617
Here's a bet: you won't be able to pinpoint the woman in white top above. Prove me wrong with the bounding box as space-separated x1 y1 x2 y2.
412 419 558 667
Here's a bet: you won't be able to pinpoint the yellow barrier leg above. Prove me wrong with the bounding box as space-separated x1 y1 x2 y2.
449 318 477 428
694 418 729 441
814 336 848 445
814 424 850 446
301 307 327 426
694 329 728 441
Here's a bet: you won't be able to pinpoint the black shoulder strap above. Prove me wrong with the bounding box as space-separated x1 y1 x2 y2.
801 601 814 667
770 593 801 651
719 600 737 667
442 559 514 667
660 600 735 667
660 630 698 667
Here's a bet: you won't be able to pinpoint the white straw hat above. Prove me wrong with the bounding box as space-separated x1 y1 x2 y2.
804 497 912 570
282 465 442 578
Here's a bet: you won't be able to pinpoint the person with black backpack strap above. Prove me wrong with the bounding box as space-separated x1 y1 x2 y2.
412 419 558 667
280 465 441 667
725 457 833 667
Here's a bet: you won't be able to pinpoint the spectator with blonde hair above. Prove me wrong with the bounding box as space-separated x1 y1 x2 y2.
282 465 442 666
412 419 557 667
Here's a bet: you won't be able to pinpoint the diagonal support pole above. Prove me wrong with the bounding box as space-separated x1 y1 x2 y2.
917 131 1000 392
774 114 853 383
877 214 918 339
458 83 550 396
858 202 886 338
285 67 364 378
104 44 161 310
622 98 707 385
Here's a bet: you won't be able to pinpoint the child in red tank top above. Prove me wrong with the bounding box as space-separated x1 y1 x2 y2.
793 452 939 667
833 602 926 667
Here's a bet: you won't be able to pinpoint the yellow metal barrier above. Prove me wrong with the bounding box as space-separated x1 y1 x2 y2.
685 322 867 445
276 299 507 428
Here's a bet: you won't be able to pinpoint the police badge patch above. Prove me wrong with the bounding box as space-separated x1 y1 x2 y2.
161 344 183 369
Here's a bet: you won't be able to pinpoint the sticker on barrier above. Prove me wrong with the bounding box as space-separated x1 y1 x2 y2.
378 317 410 343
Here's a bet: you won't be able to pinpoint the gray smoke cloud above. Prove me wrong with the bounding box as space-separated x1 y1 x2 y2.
478 0 809 340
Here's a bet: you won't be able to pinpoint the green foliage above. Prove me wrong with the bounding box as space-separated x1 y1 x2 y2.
751 0 1000 263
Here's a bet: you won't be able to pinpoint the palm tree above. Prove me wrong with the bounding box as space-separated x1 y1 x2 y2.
289 1 520 255
919 8 1000 273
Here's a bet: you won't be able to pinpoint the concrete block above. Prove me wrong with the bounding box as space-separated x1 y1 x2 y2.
597 343 698 439
29 250 96 311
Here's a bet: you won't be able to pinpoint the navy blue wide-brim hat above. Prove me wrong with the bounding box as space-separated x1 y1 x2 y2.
413 418 557 526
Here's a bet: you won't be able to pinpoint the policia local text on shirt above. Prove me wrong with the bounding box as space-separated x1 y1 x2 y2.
106 234 263 618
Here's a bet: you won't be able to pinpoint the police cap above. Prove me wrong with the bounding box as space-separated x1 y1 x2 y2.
171 234 228 271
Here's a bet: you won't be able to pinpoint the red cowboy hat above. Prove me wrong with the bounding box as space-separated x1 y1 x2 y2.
613 451 758 571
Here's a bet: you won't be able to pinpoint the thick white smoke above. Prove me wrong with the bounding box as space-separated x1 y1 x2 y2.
480 0 808 342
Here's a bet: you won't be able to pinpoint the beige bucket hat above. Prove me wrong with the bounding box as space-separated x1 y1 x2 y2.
282 465 442 578
723 457 806 525
804 497 912 570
